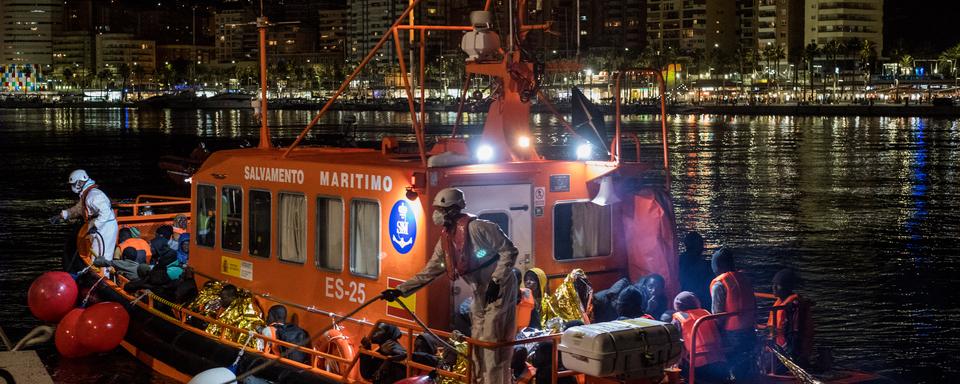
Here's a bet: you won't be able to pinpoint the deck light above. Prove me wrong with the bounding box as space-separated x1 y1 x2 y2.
517 136 531 148
576 143 592 160
477 144 494 162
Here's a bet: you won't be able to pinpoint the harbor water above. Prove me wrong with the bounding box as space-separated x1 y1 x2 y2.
0 108 956 383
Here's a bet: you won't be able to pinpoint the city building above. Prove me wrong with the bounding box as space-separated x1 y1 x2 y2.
0 0 63 65
214 8 257 63
758 0 804 62
587 0 647 54
347 0 445 63
52 31 94 77
95 33 156 73
646 0 737 54
317 6 347 61
157 44 215 66
804 0 883 54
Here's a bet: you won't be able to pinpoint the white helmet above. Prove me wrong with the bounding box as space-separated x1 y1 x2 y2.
68 169 91 194
433 188 466 209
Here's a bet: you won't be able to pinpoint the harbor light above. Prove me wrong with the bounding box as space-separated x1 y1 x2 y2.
477 144 495 162
517 136 531 148
576 143 592 160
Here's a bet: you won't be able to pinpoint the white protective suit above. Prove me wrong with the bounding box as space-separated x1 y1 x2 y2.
61 181 118 261
396 218 519 384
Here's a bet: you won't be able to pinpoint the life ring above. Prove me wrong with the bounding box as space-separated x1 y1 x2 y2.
316 329 359 380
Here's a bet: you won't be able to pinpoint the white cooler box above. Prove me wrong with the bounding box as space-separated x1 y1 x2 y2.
558 318 682 379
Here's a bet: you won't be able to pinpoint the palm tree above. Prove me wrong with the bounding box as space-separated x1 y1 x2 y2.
117 63 131 101
62 67 75 89
803 43 819 101
823 40 844 101
858 40 877 94
97 69 113 95
939 43 960 84
133 65 146 101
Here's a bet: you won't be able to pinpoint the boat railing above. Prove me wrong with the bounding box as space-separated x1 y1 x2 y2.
364 317 571 384
686 294 798 384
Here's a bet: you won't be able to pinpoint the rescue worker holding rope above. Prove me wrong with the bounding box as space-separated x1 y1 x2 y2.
51 170 118 274
382 188 519 384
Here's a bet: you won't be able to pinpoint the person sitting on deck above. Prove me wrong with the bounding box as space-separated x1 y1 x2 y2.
671 291 727 383
768 269 813 368
360 323 408 384
639 274 668 320
615 285 652 320
515 269 536 332
523 268 547 329
150 225 176 267
411 333 441 367
169 214 189 251
511 346 536 384
116 227 152 264
592 277 632 323
679 232 713 310
261 305 311 364
710 247 758 381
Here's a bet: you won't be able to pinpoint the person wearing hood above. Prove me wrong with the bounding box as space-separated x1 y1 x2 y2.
52 169 118 273
670 292 726 382
709 247 757 381
515 269 536 332
261 305 311 364
679 232 712 310
360 323 408 384
412 333 441 367
615 285 650 320
523 268 547 328
382 188 519 384
592 277 632 323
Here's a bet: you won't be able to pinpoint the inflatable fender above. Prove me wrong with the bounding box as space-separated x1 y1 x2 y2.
315 329 359 379
188 367 236 384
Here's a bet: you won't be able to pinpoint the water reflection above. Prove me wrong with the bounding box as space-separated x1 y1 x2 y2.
0 108 957 383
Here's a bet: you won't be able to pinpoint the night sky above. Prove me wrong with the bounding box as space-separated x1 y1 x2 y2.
884 0 957 54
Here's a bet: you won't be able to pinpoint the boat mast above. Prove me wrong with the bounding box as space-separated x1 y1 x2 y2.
257 15 271 149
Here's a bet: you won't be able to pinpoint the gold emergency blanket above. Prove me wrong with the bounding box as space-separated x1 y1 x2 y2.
540 268 592 331
187 280 224 318
206 290 265 345
437 337 469 384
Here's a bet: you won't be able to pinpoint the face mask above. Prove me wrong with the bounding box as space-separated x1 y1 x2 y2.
71 182 82 194
432 210 445 226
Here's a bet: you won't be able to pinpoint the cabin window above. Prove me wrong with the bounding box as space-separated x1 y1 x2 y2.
279 192 307 264
553 201 612 260
249 190 271 258
316 196 344 271
221 186 243 252
479 212 510 236
349 199 380 278
196 184 216 248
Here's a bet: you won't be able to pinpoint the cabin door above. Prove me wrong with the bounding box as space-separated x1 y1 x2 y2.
450 184 533 329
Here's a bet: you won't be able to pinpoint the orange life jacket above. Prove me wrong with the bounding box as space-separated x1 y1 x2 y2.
767 293 798 347
516 362 536 384
441 214 476 279
673 309 725 367
516 287 535 331
711 271 757 331
264 323 281 355
118 237 152 264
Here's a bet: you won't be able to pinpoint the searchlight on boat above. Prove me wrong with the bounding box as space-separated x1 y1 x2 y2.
517 136 531 149
576 143 593 160
476 144 495 163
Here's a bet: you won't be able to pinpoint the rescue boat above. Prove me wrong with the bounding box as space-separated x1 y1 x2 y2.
64 1 889 383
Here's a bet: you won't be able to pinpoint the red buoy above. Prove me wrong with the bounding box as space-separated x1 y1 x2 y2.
77 302 130 353
27 271 78 322
55 308 89 358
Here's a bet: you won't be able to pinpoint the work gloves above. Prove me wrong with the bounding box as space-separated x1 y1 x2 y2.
381 288 403 302
485 281 501 304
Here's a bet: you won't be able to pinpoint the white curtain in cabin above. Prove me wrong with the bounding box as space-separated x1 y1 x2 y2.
571 202 612 258
317 198 344 270
351 200 380 277
279 193 307 263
